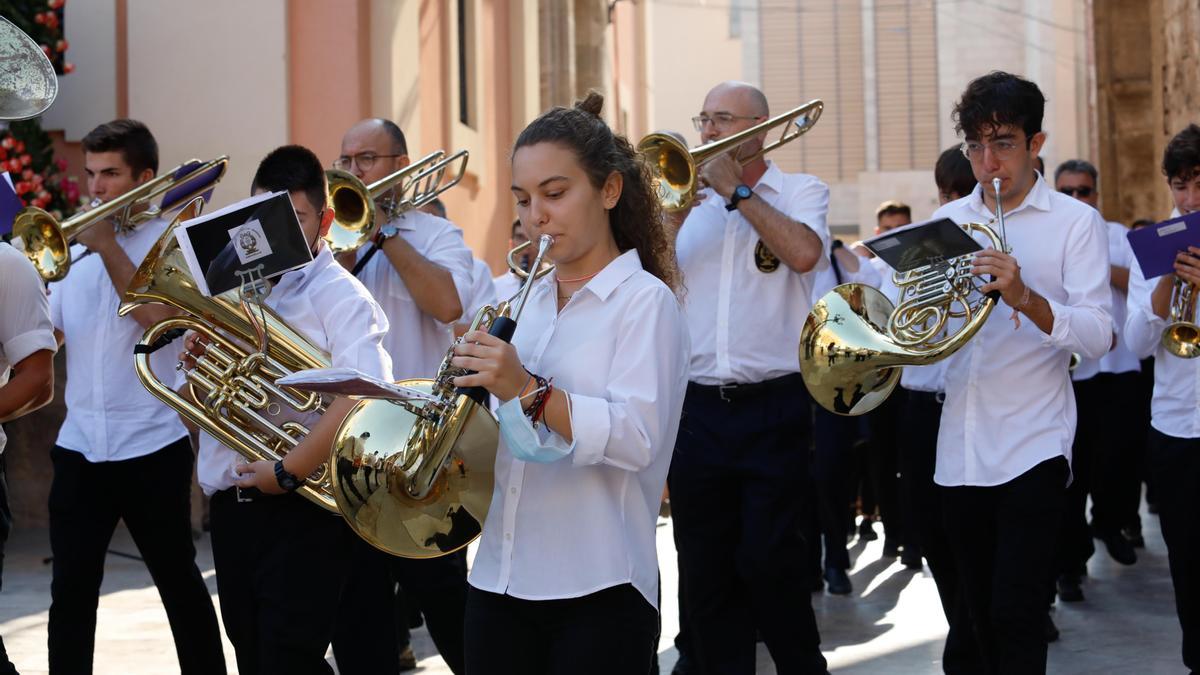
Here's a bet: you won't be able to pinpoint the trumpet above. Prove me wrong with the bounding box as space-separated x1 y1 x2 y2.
10 156 228 281
325 149 469 254
1162 277 1200 358
638 99 823 212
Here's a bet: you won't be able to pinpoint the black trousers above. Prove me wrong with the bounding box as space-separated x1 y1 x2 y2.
463 584 658 675
332 536 468 675
0 452 16 675
942 456 1068 675
898 390 981 674
805 405 857 573
1105 371 1150 535
47 438 224 675
1146 428 1200 672
1057 377 1101 576
209 487 350 675
669 376 827 675
862 389 903 543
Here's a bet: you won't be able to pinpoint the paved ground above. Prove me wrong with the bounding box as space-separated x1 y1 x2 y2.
0 504 1187 674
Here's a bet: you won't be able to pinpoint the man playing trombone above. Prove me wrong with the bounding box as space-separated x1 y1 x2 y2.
331 118 474 674
667 81 831 674
45 119 224 674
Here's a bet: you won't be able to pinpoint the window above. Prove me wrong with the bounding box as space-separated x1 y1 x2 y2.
457 0 477 128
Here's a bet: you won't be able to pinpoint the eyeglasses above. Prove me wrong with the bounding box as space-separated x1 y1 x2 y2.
691 112 762 132
332 153 403 172
1058 185 1095 198
960 139 1025 162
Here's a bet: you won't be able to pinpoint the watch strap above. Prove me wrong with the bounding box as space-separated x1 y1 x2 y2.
274 460 302 492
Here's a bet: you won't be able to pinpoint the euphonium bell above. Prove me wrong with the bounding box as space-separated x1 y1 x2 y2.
325 149 470 254
329 235 554 558
0 16 57 120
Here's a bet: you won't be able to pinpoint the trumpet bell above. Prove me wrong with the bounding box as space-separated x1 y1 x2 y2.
11 207 67 280
325 168 376 254
331 382 498 558
638 133 698 213
800 284 903 415
1163 322 1200 358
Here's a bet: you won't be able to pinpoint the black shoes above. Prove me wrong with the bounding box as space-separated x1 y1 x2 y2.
1094 526 1138 565
1122 526 1146 549
858 519 879 541
824 567 853 595
1057 574 1084 602
881 539 901 558
1044 613 1060 642
901 552 923 570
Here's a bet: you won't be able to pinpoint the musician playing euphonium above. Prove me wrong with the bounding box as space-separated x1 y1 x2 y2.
330 118 476 674
448 92 689 675
45 119 225 674
182 145 393 674
1122 123 1200 674
933 72 1112 673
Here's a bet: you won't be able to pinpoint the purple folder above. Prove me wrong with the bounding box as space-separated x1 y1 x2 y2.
0 174 22 238
1127 211 1200 279
159 161 222 213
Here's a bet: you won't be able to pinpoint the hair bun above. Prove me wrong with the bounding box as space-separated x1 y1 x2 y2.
574 90 605 118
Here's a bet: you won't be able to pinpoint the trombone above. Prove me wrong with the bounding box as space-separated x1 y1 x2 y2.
638 99 823 212
324 149 470 254
10 155 229 281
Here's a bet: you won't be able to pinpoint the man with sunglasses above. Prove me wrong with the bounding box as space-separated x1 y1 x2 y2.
1051 160 1141 609
330 118 475 674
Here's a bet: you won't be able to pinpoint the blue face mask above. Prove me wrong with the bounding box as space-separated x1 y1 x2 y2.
496 397 572 464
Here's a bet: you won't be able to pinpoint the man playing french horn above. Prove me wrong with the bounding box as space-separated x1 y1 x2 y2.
932 72 1112 674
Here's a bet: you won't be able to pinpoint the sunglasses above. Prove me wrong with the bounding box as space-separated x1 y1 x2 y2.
1058 186 1094 198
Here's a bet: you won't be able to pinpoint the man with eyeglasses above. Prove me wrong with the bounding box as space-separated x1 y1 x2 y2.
668 80 831 674
931 72 1112 673
1050 160 1141 613
330 118 474 675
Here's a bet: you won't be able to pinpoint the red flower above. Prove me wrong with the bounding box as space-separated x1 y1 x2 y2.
21 169 33 180
33 173 44 184
55 158 67 171
19 155 32 167
40 44 51 57
7 159 21 173
15 181 30 194
62 62 75 74
15 141 25 153
56 40 68 53
33 13 45 25
1 138 12 150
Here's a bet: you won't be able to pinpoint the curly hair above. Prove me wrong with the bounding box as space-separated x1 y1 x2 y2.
512 91 680 291
952 71 1046 142
1163 124 1200 182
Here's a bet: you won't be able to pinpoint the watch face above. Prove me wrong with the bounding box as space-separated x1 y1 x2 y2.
736 186 752 199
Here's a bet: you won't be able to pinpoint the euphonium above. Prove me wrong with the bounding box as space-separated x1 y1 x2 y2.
638 99 822 212
1162 277 1200 358
120 199 339 511
329 235 554 558
800 181 1010 416
11 156 228 281
324 149 470 254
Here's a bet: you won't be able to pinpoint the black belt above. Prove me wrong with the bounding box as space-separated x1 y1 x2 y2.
687 373 804 403
900 387 945 404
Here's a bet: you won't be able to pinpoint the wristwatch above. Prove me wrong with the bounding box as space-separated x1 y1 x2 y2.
374 224 400 245
726 184 753 211
273 461 303 493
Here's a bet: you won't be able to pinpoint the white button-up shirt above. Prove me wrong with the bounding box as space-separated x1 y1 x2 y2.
48 217 189 461
468 250 690 609
353 209 474 379
188 245 393 495
493 271 522 306
809 248 882 304
933 178 1112 486
676 161 830 385
1099 221 1141 375
464 258 497 325
1124 210 1200 438
0 243 58 455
